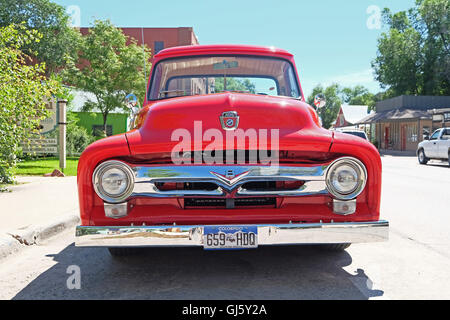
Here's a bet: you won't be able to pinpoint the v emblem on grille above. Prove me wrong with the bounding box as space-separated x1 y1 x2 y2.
210 170 250 187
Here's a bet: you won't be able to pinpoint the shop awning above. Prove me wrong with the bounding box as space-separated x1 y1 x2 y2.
356 108 431 124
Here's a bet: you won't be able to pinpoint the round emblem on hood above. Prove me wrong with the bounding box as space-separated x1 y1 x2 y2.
220 111 240 131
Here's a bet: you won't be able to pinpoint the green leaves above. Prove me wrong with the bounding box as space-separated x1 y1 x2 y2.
307 84 342 129
0 0 82 75
341 86 377 110
63 20 151 134
0 24 62 184
307 84 379 129
372 0 450 96
214 78 256 93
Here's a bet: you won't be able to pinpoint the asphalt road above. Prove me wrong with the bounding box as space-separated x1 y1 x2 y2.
1 155 449 300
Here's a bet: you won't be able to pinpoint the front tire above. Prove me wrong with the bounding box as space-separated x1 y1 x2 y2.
320 243 351 251
418 149 428 165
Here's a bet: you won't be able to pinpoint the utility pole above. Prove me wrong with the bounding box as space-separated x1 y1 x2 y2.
58 99 67 172
141 28 147 97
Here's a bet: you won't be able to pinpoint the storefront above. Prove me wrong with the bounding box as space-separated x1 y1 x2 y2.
357 96 450 152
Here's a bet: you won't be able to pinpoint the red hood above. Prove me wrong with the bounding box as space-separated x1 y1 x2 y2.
126 93 333 155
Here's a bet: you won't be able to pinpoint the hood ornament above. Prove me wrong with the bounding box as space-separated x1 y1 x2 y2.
220 111 239 131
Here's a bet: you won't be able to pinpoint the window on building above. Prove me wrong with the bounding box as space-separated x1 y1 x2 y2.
407 123 418 142
155 41 164 54
93 125 113 137
444 113 450 121
422 126 431 140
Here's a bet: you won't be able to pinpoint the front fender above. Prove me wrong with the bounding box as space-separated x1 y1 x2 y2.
77 134 131 225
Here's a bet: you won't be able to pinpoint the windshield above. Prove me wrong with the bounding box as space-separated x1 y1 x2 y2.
342 131 367 139
148 56 301 100
430 130 441 140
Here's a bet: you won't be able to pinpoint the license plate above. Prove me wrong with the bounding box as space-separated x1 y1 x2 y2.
203 226 258 250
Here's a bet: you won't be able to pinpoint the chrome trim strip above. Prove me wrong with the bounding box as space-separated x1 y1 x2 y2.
131 165 329 198
75 220 389 247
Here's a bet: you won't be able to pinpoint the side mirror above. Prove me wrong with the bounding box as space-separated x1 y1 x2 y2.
314 94 326 109
125 93 138 109
125 93 140 129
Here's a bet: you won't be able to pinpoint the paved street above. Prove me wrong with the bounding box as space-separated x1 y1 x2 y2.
0 156 449 300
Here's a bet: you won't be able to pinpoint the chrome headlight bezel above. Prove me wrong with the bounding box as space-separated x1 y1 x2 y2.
92 160 135 203
325 157 367 200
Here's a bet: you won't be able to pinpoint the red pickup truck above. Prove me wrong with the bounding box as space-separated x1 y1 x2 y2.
75 45 388 256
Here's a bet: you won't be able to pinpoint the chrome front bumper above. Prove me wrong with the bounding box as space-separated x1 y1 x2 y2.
75 220 389 247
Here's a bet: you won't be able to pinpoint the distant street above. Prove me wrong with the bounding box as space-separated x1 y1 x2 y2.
1 156 449 300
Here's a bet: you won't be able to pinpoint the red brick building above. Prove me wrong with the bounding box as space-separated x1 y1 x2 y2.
80 27 199 56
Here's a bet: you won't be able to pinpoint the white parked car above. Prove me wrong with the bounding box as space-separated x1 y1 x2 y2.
417 128 450 166
336 129 368 140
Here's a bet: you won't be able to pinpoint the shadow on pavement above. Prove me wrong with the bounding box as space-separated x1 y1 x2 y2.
424 162 450 168
13 244 383 300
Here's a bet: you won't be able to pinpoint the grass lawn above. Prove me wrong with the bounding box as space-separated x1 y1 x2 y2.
14 157 79 176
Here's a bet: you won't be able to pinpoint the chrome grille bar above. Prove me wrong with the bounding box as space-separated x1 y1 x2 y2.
131 165 329 198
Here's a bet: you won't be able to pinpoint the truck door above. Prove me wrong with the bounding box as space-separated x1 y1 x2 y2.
425 129 441 158
438 129 450 159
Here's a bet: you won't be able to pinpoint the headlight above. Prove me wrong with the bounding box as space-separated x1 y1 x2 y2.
326 157 367 200
93 160 135 203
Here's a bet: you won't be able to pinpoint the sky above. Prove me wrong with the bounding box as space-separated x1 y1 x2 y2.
53 0 416 98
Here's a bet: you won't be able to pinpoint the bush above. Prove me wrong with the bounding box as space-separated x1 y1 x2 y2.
67 124 93 156
0 24 62 185
67 112 94 155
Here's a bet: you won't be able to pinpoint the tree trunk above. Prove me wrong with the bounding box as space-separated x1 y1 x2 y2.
102 112 108 137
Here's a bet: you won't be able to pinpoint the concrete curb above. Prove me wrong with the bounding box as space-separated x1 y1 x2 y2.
0 213 80 262
0 235 23 261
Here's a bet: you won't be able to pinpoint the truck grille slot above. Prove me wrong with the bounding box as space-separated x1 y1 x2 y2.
185 197 276 208
155 182 218 191
235 197 276 207
181 150 277 165
241 181 305 191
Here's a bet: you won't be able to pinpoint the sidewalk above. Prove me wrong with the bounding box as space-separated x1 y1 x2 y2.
379 149 417 157
0 176 79 260
0 176 79 234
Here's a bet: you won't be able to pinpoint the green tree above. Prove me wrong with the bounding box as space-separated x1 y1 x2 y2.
0 0 81 74
64 20 151 135
214 77 256 93
341 85 378 110
372 0 450 96
307 84 342 129
0 24 62 187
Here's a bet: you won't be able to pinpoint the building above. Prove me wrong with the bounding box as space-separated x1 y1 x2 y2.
80 27 199 56
334 105 372 128
358 95 450 151
69 88 130 136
